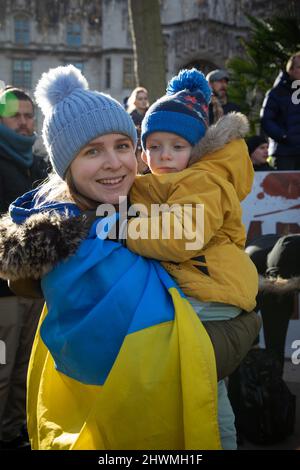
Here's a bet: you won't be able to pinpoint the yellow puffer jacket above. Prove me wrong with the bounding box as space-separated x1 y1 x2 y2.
127 113 258 312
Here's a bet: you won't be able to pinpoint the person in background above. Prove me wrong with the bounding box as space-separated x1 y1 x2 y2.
228 233 299 445
206 69 240 125
127 86 149 130
260 51 300 171
246 135 273 171
246 233 300 375
127 87 150 175
0 87 47 449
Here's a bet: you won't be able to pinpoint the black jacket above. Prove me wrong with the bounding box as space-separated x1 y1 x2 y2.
253 162 274 172
129 109 145 129
0 149 49 296
261 71 300 158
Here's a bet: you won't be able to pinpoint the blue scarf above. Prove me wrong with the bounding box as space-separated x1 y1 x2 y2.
0 123 36 168
9 188 81 224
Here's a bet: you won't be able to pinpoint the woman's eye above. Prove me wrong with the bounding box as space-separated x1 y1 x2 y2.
149 145 159 150
118 143 130 149
86 148 99 156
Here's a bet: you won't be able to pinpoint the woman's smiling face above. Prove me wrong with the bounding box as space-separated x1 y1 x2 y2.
70 133 137 205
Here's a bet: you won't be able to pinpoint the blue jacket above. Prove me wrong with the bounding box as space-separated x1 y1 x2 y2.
260 71 300 157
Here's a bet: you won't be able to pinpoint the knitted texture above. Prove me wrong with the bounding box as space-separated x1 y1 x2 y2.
141 68 211 150
35 65 137 179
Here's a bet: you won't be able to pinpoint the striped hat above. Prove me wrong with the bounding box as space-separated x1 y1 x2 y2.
141 68 211 150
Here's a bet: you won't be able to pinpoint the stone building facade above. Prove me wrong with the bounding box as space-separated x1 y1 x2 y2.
162 0 286 76
0 0 285 133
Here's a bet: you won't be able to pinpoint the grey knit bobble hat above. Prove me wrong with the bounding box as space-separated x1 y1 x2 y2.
34 65 137 179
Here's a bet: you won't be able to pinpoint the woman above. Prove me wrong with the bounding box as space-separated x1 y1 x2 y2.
0 66 259 450
127 86 149 129
127 87 150 174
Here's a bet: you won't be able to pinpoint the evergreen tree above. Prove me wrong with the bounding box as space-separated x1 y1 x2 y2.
227 4 300 133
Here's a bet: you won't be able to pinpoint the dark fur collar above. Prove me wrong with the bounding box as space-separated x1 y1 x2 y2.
0 211 90 281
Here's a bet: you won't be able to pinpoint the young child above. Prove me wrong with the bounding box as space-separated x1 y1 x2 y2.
0 66 258 450
126 69 259 450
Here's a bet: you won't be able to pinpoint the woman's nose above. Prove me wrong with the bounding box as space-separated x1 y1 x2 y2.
102 151 122 170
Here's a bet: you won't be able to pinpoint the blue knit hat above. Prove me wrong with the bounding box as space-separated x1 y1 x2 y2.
141 68 211 151
35 65 137 179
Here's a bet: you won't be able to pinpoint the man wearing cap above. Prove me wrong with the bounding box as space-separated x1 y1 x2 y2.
206 69 240 125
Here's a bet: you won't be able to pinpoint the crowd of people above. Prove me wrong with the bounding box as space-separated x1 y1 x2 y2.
126 52 300 175
0 50 299 451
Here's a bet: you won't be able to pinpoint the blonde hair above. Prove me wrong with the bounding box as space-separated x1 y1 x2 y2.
286 51 300 73
127 87 148 113
34 169 99 211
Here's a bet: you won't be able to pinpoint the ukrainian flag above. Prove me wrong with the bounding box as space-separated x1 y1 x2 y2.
27 220 221 450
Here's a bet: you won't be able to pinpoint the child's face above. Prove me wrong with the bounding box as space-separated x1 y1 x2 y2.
143 132 192 174
70 133 137 205
251 143 269 165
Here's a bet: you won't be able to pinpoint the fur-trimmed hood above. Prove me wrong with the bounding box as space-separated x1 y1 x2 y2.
191 112 249 162
190 112 253 201
0 207 91 282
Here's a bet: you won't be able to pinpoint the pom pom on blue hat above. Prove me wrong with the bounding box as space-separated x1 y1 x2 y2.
141 68 211 151
166 68 211 103
35 65 137 179
35 64 88 111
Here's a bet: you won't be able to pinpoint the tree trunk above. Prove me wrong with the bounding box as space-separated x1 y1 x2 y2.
128 0 166 103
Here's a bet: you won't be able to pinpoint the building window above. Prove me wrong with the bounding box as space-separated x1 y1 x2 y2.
14 16 30 45
12 60 32 89
66 23 81 47
123 58 134 89
105 58 111 89
64 61 84 73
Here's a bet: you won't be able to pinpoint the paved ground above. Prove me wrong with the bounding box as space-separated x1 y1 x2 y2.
239 361 300 450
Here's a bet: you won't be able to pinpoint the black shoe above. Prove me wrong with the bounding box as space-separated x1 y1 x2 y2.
0 434 31 450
